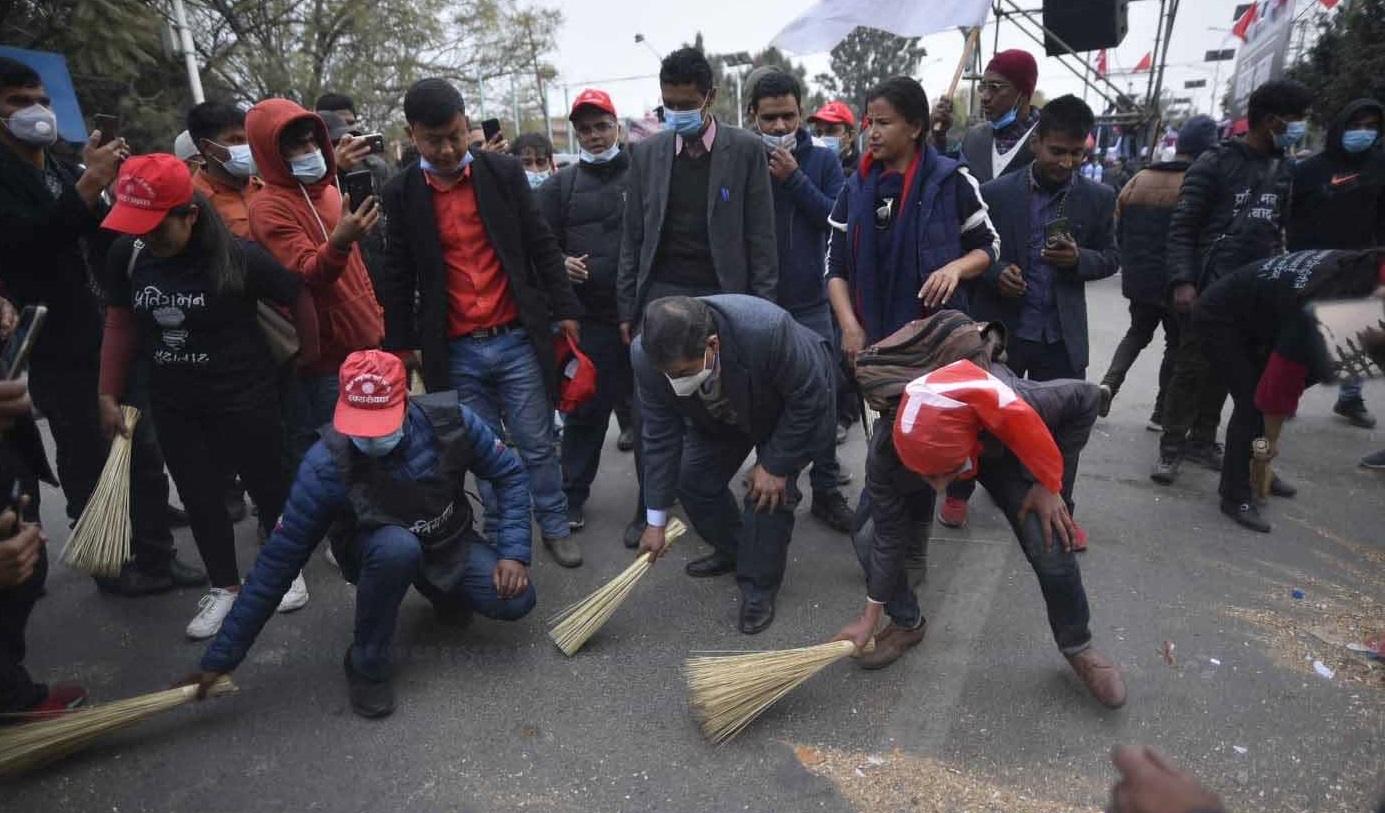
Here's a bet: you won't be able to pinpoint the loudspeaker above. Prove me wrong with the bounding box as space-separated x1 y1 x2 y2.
1042 0 1129 56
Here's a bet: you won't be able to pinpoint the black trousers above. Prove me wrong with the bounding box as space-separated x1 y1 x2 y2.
561 320 633 511
1199 319 1265 505
29 359 175 571
1159 314 1228 455
154 397 292 588
0 545 47 713
1100 300 1181 412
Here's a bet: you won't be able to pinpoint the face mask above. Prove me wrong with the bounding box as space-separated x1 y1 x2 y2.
666 348 714 397
420 150 473 176
663 106 706 137
579 144 620 164
818 136 841 154
525 169 551 189
990 105 1019 131
760 131 796 151
350 427 405 457
1342 128 1379 154
2 104 58 147
1273 119 1308 151
289 149 328 184
213 142 256 178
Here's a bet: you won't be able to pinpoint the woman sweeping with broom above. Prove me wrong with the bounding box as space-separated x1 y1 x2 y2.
96 154 319 641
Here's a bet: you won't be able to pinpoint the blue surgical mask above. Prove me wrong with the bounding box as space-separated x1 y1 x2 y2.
760 132 796 151
420 150 473 176
579 144 620 164
350 427 405 457
289 149 328 184
1342 128 1379 154
818 136 841 154
1273 119 1308 152
990 105 1019 131
526 169 551 189
663 106 706 137
213 142 256 178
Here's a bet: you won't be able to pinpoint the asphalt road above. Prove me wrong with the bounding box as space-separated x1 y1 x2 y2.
6 276 1383 812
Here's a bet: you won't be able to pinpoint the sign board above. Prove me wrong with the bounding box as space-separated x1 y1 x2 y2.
1229 0 1299 118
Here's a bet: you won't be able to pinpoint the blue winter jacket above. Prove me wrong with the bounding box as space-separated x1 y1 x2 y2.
201 400 530 674
772 129 846 315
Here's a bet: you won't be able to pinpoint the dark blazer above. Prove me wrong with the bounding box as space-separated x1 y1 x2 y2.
616 122 779 324
960 120 1036 184
969 168 1120 374
631 294 834 511
378 151 584 399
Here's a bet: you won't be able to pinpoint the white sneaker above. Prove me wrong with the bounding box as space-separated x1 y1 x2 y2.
277 572 309 613
186 588 238 640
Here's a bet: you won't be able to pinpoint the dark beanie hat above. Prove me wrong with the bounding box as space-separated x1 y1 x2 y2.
1177 115 1219 158
984 50 1038 98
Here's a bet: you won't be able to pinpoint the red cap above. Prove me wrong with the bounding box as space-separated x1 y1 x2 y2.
807 101 856 127
334 350 408 438
570 89 616 119
101 153 195 235
984 49 1039 99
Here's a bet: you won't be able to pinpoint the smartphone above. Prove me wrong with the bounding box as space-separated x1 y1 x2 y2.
482 118 502 144
342 169 375 208
1044 216 1073 247
360 133 386 154
2 305 47 380
93 114 120 147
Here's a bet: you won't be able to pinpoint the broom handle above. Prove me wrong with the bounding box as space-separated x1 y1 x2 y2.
947 28 982 99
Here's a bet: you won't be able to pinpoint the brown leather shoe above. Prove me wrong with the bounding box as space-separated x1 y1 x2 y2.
1066 648 1127 709
858 620 926 670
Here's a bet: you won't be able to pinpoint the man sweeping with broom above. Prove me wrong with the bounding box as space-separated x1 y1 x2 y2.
180 350 536 718
835 355 1128 709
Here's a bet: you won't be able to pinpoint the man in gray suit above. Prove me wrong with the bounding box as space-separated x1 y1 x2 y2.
616 46 779 548
633 296 834 635
930 49 1041 184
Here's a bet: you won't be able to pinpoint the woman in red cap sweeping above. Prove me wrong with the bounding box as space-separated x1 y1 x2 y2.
97 153 320 640
834 357 1127 709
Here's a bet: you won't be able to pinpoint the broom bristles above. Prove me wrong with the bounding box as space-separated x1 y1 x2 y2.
685 639 868 744
60 405 141 577
0 676 237 776
547 517 688 656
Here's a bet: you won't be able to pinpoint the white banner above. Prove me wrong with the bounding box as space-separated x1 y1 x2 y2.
771 0 991 54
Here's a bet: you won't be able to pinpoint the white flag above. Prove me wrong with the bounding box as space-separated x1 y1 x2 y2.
772 0 991 54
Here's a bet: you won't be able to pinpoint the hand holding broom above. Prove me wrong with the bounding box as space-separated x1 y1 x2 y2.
61 400 142 577
0 504 42 589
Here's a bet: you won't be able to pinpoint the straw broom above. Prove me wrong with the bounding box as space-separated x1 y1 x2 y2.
0 676 237 776
547 517 689 656
60 405 141 577
685 638 874 745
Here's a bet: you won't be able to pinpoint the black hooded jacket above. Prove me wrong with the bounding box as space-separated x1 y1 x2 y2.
1288 98 1385 252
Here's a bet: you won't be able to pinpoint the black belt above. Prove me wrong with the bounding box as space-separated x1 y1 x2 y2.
461 321 521 340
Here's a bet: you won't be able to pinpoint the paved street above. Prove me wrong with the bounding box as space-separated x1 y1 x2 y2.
6 275 1384 812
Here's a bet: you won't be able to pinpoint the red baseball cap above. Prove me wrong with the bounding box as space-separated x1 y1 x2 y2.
807 101 856 127
101 153 195 235
335 350 408 437
570 88 616 119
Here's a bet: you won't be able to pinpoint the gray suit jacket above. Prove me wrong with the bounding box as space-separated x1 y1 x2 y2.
969 168 1120 374
632 295 833 511
616 122 779 324
960 121 1036 184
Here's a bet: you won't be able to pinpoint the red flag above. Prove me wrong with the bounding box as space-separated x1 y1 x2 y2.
1318 0 1339 7
1232 3 1259 40
1095 49 1108 77
1134 52 1152 72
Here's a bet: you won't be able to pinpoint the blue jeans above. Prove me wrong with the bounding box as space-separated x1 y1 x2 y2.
288 372 340 463
448 330 569 539
1339 377 1363 402
349 525 535 680
790 303 843 495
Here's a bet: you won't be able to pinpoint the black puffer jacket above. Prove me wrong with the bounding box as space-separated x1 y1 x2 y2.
537 151 631 324
1288 98 1385 252
1168 138 1294 292
1116 160 1191 304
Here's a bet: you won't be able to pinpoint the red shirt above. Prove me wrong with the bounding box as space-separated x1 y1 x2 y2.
426 165 518 338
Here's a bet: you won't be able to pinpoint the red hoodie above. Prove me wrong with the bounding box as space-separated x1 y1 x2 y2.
246 99 383 376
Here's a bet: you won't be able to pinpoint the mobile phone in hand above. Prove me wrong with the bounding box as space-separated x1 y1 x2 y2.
2 305 47 380
1044 216 1072 247
360 133 386 154
93 114 120 147
482 118 502 143
342 170 375 209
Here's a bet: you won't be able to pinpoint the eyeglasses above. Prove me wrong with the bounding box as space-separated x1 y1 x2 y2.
978 80 1013 94
575 120 616 137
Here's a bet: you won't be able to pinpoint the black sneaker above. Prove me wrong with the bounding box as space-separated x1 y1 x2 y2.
1097 384 1113 418
1269 474 1297 499
1150 453 1181 485
167 504 189 528
93 562 173 596
342 647 395 719
1361 449 1385 470
1186 441 1224 472
567 504 585 532
616 427 636 452
1220 499 1271 533
811 490 853 533
225 495 249 524
1333 397 1377 429
1146 410 1163 433
168 554 209 588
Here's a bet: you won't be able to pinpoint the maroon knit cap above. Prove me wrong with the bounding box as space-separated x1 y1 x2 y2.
984 50 1038 98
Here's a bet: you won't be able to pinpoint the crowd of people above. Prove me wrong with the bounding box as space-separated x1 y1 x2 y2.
0 41 1382 806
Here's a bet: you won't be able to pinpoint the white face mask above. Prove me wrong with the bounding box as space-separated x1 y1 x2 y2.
818 136 841 154
665 347 715 397
2 103 58 147
579 144 620 164
217 142 257 178
760 131 796 151
289 149 328 184
526 169 551 189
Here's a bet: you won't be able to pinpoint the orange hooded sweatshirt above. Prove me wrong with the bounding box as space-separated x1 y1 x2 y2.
246 98 383 376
